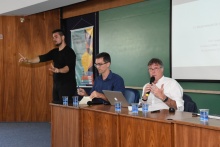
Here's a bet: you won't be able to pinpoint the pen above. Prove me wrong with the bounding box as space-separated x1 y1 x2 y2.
192 113 200 117
18 52 25 58
192 113 220 119
77 86 82 92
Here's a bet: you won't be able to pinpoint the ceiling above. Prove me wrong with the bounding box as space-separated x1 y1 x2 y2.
0 0 86 16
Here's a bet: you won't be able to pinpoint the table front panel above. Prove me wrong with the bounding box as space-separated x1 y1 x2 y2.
120 115 172 147
51 105 81 147
82 109 119 147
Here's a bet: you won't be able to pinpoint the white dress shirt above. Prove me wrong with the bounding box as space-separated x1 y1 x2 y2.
142 76 184 111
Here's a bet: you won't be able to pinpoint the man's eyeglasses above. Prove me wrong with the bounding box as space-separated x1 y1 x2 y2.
94 62 108 67
148 67 161 72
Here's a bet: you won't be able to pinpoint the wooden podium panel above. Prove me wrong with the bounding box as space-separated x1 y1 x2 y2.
51 104 81 147
81 105 119 147
174 118 220 147
119 111 173 147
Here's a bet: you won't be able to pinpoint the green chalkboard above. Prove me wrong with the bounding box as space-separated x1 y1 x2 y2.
99 0 170 87
99 0 220 115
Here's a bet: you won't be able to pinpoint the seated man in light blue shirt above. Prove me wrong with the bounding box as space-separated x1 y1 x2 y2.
77 52 125 104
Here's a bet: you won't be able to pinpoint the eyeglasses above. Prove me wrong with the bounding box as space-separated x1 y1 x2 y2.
148 67 162 72
94 62 108 67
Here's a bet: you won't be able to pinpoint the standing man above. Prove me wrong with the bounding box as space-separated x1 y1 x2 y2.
19 29 77 104
77 52 125 104
141 58 184 111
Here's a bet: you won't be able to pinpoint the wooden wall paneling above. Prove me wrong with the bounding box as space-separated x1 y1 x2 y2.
29 13 49 121
29 10 60 121
44 9 60 121
62 0 144 19
0 16 3 121
0 10 60 122
2 16 17 121
16 16 32 121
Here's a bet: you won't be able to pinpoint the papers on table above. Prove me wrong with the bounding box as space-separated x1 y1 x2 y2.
79 96 92 105
208 115 220 120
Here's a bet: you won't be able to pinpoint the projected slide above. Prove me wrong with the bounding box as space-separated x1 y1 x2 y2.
172 0 220 80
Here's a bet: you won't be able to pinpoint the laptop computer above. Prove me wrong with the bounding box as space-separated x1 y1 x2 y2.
102 90 129 107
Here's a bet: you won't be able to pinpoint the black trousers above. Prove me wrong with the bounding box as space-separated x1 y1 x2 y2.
52 81 77 104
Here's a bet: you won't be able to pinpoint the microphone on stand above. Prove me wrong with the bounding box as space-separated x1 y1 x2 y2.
145 76 155 96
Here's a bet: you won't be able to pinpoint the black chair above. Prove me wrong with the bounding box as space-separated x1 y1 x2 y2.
183 93 198 113
124 88 140 105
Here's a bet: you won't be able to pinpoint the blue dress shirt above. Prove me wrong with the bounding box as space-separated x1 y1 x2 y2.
90 70 125 103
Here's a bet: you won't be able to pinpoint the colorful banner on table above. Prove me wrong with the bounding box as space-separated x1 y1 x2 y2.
71 26 94 86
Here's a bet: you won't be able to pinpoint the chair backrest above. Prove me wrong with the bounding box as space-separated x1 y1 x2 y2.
183 93 198 113
124 88 140 105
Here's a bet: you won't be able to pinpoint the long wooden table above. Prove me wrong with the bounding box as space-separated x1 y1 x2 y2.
50 103 220 147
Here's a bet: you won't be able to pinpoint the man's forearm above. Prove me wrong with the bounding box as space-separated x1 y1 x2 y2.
163 97 177 109
27 57 40 64
58 66 69 73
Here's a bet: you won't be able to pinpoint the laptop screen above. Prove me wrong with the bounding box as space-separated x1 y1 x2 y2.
102 90 129 107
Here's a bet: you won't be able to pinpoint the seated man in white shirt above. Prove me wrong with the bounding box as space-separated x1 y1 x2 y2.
141 58 184 111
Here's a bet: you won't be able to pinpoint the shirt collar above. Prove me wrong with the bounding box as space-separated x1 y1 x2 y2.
102 70 113 81
157 76 164 84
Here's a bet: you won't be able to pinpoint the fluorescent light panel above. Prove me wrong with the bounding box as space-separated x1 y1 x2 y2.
0 0 48 14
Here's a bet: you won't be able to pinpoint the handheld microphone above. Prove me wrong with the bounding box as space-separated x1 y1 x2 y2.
87 101 103 106
145 76 155 96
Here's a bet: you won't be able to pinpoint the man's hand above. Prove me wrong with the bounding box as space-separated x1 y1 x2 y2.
18 53 29 63
77 88 87 96
90 91 100 99
49 63 59 73
90 91 109 101
144 83 152 95
151 84 166 100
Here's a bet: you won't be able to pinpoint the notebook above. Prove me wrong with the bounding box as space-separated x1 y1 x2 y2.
102 90 129 107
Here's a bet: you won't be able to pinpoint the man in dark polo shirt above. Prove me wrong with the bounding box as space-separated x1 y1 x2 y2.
77 52 125 104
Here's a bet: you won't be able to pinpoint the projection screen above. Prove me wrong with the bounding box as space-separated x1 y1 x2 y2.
171 0 220 81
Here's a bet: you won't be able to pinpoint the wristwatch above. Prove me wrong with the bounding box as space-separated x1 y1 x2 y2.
163 97 168 102
142 98 147 101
